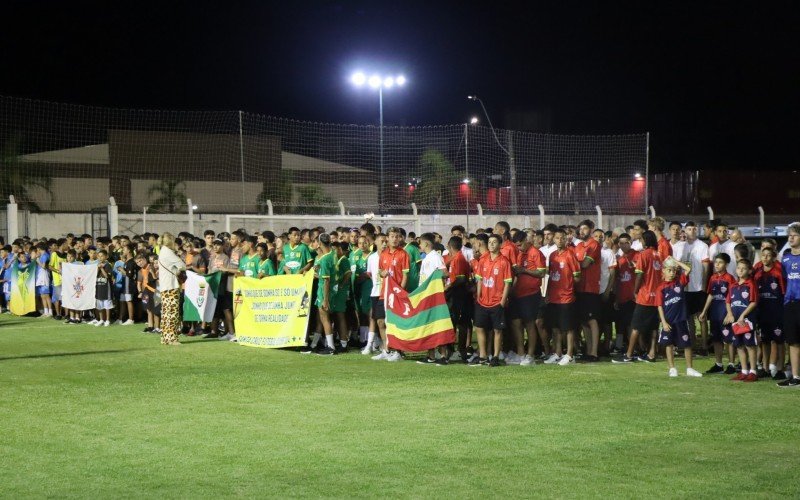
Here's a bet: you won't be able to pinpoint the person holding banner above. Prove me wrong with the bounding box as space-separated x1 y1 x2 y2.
256 243 277 278
157 232 186 346
302 233 337 355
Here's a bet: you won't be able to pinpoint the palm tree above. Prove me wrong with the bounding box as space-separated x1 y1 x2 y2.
257 169 293 214
147 180 188 213
412 149 459 213
0 136 54 212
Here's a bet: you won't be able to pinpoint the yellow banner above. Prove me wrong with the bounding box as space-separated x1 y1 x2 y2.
232 273 313 348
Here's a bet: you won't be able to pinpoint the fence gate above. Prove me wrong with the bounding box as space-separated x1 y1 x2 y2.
91 207 109 239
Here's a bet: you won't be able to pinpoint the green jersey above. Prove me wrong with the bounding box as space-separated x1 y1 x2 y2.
238 253 260 278
283 243 312 274
314 251 335 307
257 257 276 277
404 243 422 291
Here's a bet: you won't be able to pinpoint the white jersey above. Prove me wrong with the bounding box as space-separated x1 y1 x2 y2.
681 239 710 292
540 244 557 296
367 251 381 297
709 240 737 276
631 240 643 251
419 250 446 283
599 247 616 293
443 246 474 262
670 240 686 262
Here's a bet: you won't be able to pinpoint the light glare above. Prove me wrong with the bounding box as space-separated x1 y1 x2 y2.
383 77 394 88
396 75 406 86
351 72 366 86
470 116 479 125
368 75 381 89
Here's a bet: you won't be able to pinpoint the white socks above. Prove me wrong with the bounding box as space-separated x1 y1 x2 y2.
325 334 335 349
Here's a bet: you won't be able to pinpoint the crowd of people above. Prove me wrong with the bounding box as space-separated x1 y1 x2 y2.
2 216 800 388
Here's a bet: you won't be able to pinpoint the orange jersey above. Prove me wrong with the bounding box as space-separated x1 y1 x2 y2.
514 246 546 297
634 248 663 306
475 253 513 308
546 248 581 304
379 247 410 296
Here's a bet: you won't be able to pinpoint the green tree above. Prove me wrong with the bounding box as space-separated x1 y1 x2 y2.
257 169 293 214
294 184 336 214
0 136 54 212
147 180 188 213
412 149 459 213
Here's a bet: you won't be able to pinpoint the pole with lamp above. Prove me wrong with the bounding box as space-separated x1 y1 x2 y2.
463 116 479 230
467 95 517 214
351 71 407 214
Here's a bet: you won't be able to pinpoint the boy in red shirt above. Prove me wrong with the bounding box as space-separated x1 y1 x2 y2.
373 227 410 362
575 219 602 361
614 234 638 353
445 236 473 362
544 228 582 366
470 234 513 367
613 231 663 363
510 230 547 366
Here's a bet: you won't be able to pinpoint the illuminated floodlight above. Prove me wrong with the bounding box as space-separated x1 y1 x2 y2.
351 72 366 86
396 75 406 86
368 74 381 89
191 204 198 210
470 116 479 125
383 77 394 88
634 172 643 179
462 178 470 184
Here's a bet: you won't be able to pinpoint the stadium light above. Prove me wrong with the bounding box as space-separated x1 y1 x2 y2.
462 178 470 184
470 116 479 125
350 70 409 213
634 172 643 179
468 94 517 213
192 204 198 210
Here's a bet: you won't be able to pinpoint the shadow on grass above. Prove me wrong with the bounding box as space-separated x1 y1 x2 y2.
0 348 147 361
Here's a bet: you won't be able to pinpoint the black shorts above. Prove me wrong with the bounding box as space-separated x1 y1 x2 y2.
448 295 473 326
631 304 659 334
577 292 601 322
615 300 635 332
784 301 800 345
686 292 707 316
474 304 506 331
509 293 541 322
710 319 734 344
370 297 385 320
217 291 233 312
548 302 577 332
658 321 692 348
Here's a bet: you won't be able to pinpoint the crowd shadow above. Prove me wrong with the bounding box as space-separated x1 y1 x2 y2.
0 348 146 361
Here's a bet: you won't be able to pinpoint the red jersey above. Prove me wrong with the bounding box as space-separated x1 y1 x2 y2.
470 252 488 276
575 237 601 294
615 249 638 304
475 253 513 308
500 239 521 266
753 260 783 274
546 248 581 304
379 247 410 296
754 264 785 298
448 250 472 284
514 246 546 297
657 236 673 261
634 247 664 306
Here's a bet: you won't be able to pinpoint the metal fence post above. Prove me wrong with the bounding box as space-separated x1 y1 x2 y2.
7 196 18 242
107 197 119 236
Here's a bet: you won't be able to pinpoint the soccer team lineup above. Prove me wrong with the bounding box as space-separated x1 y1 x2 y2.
4 216 800 387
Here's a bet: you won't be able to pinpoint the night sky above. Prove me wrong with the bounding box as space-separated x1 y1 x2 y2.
1 1 798 173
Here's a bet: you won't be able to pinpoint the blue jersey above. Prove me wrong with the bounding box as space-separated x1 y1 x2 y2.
655 275 689 324
706 271 737 322
728 279 758 321
781 252 800 304
755 265 784 315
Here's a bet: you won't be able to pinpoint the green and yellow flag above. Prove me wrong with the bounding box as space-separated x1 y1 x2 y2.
10 263 36 316
385 269 456 352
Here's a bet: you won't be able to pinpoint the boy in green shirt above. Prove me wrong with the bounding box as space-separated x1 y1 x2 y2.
400 228 422 291
255 243 276 278
283 227 313 275
302 234 337 355
237 236 259 278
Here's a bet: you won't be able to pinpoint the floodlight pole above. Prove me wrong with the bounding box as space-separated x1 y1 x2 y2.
464 123 470 230
469 96 517 214
379 86 385 215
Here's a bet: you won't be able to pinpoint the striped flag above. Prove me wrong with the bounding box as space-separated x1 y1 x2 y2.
385 269 456 352
183 271 222 322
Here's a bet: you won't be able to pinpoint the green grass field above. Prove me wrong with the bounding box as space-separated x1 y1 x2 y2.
1 314 798 499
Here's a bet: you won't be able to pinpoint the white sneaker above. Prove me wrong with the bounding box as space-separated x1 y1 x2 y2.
449 351 463 362
520 355 535 366
114 320 123 325
558 354 573 366
386 351 402 362
506 352 522 365
89 319 99 326
686 367 703 377
122 319 134 326
372 351 389 361
544 353 561 364
229 336 238 342
103 320 110 327
669 367 678 377
220 333 234 341
361 344 374 355
498 351 506 361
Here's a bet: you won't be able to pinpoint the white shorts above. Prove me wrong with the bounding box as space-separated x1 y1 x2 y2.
96 300 114 310
120 294 134 302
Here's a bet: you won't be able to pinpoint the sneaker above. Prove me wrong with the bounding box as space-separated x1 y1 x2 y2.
103 320 110 327
360 344 374 355
611 355 636 364
705 364 724 374
756 368 769 379
743 373 758 382
520 355 535 367
636 354 654 363
372 351 389 361
558 354 574 366
583 355 600 363
202 331 219 339
122 319 134 326
777 377 800 388
505 352 522 365
316 346 336 356
724 364 737 375
544 353 562 364
498 351 506 361
64 319 72 324
731 372 748 381
416 357 437 365
386 351 402 362
449 351 464 362
467 353 480 364
300 345 320 354
686 368 703 377
773 371 788 381
488 357 501 367
468 356 486 367
143 327 154 333
220 333 235 341
114 320 123 325
153 328 162 334
89 319 100 326
434 357 449 366
668 367 678 377
229 336 238 343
